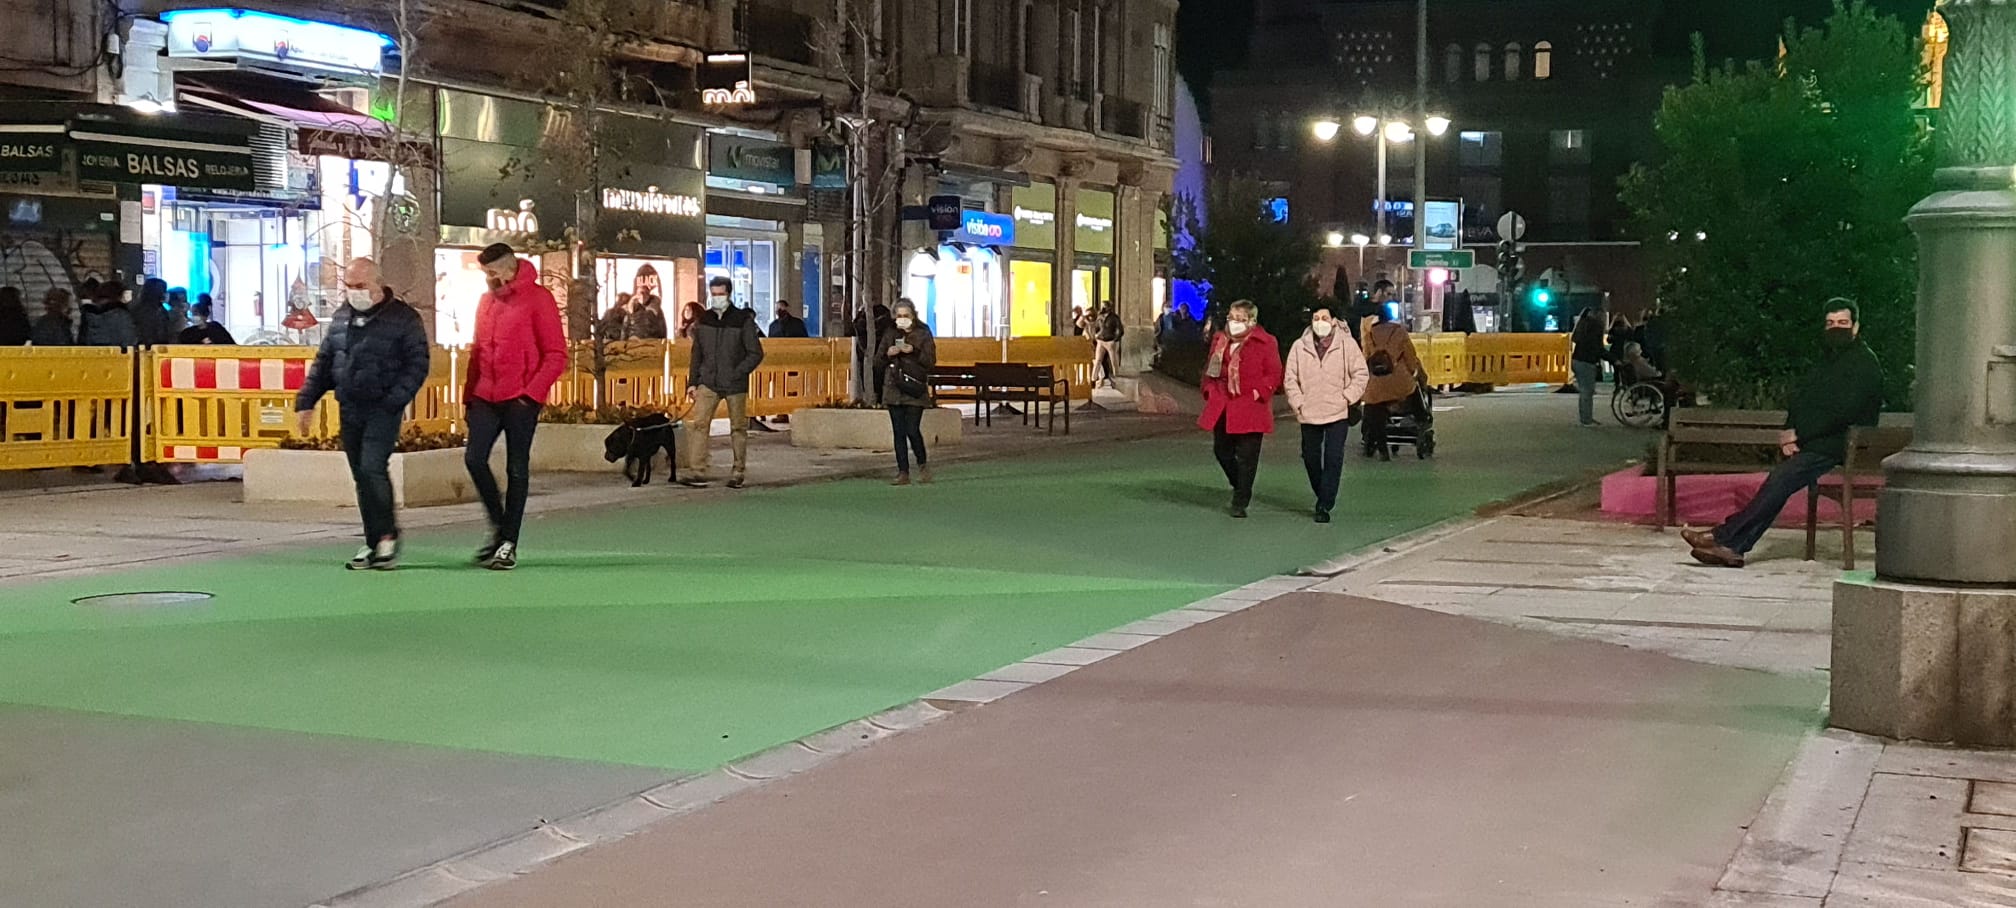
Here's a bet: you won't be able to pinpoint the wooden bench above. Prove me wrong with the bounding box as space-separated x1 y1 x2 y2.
1803 421 1912 570
1656 409 1788 531
927 364 986 409
928 363 1070 435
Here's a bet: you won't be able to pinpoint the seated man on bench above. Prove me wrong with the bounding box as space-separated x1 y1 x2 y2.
1684 300 1885 568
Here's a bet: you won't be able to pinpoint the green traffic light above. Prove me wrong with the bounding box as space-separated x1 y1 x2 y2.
1533 288 1552 305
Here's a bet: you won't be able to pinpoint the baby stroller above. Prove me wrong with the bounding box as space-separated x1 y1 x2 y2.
1366 382 1437 460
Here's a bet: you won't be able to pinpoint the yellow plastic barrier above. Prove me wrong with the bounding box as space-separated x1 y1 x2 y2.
1409 333 1471 388
149 345 324 463
0 347 137 470
1464 333 1572 386
1006 336 1098 401
406 347 461 434
746 339 846 417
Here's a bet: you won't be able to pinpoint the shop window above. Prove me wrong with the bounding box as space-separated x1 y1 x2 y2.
1010 259 1053 337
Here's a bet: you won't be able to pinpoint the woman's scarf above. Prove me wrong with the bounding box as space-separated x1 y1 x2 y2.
1211 332 1246 396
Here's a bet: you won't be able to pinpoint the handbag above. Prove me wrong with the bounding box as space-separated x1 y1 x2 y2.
890 361 928 399
1367 350 1394 377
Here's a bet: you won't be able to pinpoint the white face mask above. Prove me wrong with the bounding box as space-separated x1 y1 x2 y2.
346 288 377 311
708 294 730 312
1311 320 1334 338
895 316 914 330
1228 320 1251 337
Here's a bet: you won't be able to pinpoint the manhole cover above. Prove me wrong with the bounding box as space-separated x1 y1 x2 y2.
73 591 215 609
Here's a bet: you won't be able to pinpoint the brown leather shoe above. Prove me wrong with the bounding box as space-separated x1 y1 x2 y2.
891 473 911 486
1690 545 1746 569
1681 528 1717 550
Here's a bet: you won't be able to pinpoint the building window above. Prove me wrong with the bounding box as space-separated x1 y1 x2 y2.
1548 175 1590 228
1021 1 1037 75
1253 112 1272 150
940 0 971 58
1459 130 1503 167
1460 174 1504 226
1445 43 1462 83
1549 129 1589 165
1474 43 1491 81
1534 41 1554 80
1087 8 1103 98
1505 43 1522 81
1153 22 1174 120
1065 7 1082 96
1275 112 1292 150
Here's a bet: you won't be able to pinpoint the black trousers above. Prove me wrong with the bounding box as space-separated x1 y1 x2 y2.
1212 415 1264 509
888 405 928 473
341 407 402 544
1362 402 1393 453
466 397 540 543
1300 419 1350 513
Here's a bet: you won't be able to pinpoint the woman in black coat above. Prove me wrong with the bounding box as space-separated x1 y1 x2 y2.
871 301 937 485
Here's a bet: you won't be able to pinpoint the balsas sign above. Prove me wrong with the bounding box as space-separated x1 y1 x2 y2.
76 145 255 190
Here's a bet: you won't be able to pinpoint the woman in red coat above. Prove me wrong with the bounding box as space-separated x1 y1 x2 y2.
1197 300 1283 518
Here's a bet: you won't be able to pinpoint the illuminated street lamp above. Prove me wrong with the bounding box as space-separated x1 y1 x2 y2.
1312 113 1452 248
1311 119 1342 142
1324 230 1346 247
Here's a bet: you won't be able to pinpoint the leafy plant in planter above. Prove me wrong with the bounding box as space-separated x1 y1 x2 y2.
804 397 882 411
539 403 671 425
280 429 468 453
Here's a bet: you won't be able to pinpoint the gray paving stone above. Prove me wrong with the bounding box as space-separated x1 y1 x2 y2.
726 742 827 781
924 678 1031 704
1974 781 2016 819
1703 892 1823 907
321 867 484 908
1825 860 2016 907
1878 744 2016 785
445 827 588 882
797 719 886 756
1717 729 1883 898
549 796 676 844
1840 773 1966 871
978 661 1080 684
865 700 949 732
1153 606 1225 626
1072 631 1163 651
638 771 757 813
1024 645 1122 666
1111 617 1194 637
1962 827 2016 875
1184 595 1263 612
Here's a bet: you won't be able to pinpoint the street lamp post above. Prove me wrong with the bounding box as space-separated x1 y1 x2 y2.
1313 114 1448 285
1832 0 2016 746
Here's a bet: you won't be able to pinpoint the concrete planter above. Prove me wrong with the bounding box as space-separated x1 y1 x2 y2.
243 446 499 508
532 423 621 473
790 407 963 450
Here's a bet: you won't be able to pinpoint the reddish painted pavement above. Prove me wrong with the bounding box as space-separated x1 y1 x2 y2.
451 594 1824 908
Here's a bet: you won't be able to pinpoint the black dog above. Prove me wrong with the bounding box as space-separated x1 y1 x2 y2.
603 414 678 487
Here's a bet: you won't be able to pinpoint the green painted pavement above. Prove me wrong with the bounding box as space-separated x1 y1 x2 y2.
0 406 1644 771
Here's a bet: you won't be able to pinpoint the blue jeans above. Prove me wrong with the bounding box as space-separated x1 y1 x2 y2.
466 397 540 543
341 407 402 544
1300 419 1350 512
1715 450 1840 556
889 405 927 473
1573 359 1601 424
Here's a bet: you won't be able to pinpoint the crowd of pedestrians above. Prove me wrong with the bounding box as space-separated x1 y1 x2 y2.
0 276 243 349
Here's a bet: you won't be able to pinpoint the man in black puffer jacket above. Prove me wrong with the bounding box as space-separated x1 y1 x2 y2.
682 276 765 488
294 257 432 571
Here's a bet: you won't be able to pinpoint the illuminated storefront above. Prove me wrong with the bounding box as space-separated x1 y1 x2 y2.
435 88 706 344
1072 187 1117 318
904 209 1013 338
1007 183 1058 337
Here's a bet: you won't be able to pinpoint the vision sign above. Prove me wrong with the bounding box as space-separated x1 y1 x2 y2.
952 210 1014 245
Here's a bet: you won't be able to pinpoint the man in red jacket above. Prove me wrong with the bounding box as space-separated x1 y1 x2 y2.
1197 300 1283 519
465 243 568 570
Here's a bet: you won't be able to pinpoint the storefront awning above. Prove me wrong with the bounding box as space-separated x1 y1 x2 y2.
179 76 432 164
0 101 258 190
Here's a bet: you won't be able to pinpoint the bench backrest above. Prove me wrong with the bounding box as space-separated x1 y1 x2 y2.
1847 425 1912 471
1665 408 1787 448
973 362 1056 386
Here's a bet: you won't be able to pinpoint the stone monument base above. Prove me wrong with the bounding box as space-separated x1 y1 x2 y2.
1832 574 2016 746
